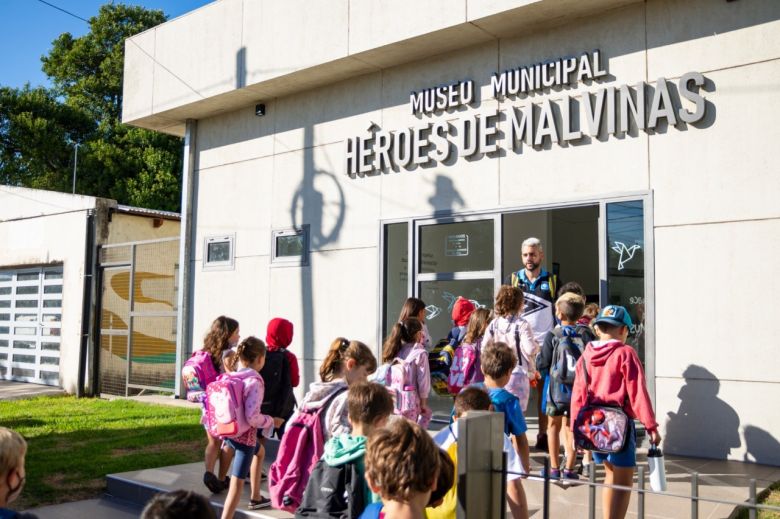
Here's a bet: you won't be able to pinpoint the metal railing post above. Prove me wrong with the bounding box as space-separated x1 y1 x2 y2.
691 472 699 519
589 463 597 519
542 456 550 519
748 479 757 519
637 465 645 519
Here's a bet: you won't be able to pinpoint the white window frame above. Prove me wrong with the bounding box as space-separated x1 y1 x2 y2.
271 225 309 267
203 234 235 271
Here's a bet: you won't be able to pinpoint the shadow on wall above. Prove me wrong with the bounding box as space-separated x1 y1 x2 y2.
665 365 741 460
428 175 465 216
743 425 780 467
291 125 346 387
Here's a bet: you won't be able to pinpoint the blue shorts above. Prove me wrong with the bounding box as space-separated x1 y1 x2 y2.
592 422 637 468
225 438 260 479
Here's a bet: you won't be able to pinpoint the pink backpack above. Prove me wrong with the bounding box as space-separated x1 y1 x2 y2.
269 388 346 512
182 350 219 403
204 370 257 439
378 349 425 423
447 339 482 395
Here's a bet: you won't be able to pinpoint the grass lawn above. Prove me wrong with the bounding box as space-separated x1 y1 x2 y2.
736 480 780 519
0 395 205 510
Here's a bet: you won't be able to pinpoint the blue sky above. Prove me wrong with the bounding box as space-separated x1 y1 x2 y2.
0 0 212 89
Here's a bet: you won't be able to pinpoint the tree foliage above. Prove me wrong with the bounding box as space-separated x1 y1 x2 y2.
0 4 183 211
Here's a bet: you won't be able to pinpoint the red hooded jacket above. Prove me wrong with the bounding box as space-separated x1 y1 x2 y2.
570 340 658 433
452 297 476 327
265 318 300 388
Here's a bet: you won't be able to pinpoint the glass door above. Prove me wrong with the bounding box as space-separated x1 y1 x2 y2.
414 215 501 416
600 197 654 401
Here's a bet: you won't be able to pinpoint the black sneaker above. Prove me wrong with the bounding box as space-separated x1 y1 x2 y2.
536 433 548 452
221 476 231 491
248 497 272 510
203 471 223 494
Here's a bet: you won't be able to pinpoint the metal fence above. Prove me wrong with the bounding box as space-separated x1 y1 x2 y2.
98 237 179 396
458 412 780 519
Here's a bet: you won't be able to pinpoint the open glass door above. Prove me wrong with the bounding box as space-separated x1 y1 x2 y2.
602 199 650 367
414 216 501 415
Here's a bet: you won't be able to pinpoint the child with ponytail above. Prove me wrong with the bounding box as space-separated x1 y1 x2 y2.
381 317 432 427
221 337 284 517
398 297 432 352
200 316 240 494
294 338 378 440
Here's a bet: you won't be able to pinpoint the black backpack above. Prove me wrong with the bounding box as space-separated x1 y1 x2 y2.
294 457 366 519
260 350 294 419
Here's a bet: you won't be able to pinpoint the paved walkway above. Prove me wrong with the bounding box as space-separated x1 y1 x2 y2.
27 498 141 519
101 392 198 409
0 380 64 400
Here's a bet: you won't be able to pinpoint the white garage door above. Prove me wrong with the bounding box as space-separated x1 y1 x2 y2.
0 266 63 386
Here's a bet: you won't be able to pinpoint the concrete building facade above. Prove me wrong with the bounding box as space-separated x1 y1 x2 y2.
0 186 179 394
122 0 780 465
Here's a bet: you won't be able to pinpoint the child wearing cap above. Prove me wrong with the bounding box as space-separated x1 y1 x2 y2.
570 305 661 519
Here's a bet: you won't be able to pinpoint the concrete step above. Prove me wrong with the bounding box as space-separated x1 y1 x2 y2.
106 440 290 519
27 497 143 519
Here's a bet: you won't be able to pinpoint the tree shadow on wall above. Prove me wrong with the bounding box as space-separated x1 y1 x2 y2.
428 174 465 216
664 365 741 460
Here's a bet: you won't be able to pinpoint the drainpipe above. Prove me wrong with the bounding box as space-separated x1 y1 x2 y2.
175 119 197 398
77 209 96 397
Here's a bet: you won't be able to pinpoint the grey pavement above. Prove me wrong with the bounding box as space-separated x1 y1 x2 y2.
0 380 64 401
27 498 142 519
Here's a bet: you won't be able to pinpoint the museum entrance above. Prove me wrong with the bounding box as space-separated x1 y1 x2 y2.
381 197 651 420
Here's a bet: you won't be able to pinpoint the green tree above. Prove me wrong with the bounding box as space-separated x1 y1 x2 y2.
0 4 183 211
0 86 94 191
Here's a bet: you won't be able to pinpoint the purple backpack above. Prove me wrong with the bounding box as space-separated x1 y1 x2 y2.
182 350 219 403
269 388 346 512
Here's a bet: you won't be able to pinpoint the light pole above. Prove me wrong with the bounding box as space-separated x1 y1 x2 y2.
72 143 80 194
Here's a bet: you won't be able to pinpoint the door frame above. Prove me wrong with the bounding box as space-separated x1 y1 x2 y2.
378 190 655 398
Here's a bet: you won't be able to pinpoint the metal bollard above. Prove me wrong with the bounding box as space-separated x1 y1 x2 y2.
457 411 506 519
748 479 757 519
589 463 597 519
691 472 699 519
638 465 645 519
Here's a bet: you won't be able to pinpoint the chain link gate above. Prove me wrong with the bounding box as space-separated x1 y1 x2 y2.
98 237 179 396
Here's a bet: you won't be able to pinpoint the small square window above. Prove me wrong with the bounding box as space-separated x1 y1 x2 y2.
203 235 235 271
272 226 309 267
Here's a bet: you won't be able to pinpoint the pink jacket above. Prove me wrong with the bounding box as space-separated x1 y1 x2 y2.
571 340 658 433
233 368 275 446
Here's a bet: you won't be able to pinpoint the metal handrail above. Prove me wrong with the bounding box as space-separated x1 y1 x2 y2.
500 461 780 518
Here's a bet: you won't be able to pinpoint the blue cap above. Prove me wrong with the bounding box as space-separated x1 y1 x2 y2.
593 305 633 328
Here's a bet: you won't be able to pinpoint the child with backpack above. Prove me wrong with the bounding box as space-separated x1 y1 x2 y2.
380 317 432 427
447 307 491 395
398 297 432 352
248 318 297 494
209 337 283 517
296 381 394 518
446 297 475 349
181 316 240 494
571 306 661 519
429 386 528 519
536 292 588 481
269 338 377 512
360 419 442 519
485 286 539 413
